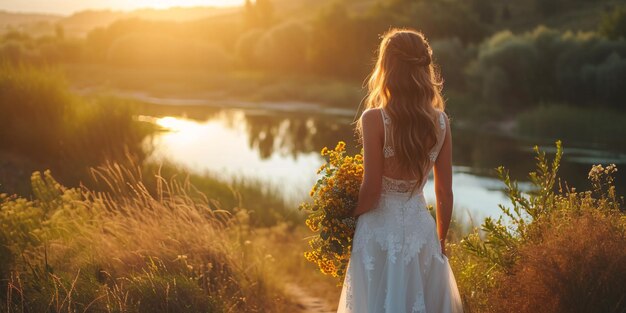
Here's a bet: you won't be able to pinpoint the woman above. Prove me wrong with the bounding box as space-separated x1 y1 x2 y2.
337 28 463 313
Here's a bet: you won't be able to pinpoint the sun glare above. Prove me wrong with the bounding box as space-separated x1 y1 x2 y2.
0 0 245 15
154 116 198 132
124 0 244 10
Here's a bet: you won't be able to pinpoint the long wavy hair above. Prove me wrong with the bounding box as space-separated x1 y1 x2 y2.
358 28 445 182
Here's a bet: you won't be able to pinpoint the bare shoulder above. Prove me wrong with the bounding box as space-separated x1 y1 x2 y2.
360 108 384 127
360 108 385 143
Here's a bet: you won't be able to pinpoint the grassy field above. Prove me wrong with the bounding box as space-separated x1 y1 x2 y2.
64 64 365 108
0 165 303 312
1 144 624 312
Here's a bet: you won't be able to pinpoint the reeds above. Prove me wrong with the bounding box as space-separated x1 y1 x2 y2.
0 64 154 194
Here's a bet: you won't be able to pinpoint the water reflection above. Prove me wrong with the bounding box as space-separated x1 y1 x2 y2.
141 106 626 220
144 111 332 204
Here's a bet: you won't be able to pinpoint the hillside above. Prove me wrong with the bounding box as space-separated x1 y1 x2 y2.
0 6 240 37
0 10 61 36
60 6 241 36
0 10 61 26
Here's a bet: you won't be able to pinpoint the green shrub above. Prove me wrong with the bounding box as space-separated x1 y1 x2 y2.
432 38 475 90
0 64 70 156
307 2 370 79
469 0 496 24
456 142 625 312
599 5 626 40
534 0 564 17
0 65 154 192
468 26 626 110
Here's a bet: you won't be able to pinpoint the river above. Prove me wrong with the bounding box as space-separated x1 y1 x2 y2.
135 99 626 223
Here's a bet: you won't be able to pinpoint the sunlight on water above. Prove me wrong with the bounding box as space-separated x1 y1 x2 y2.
155 116 200 132
425 173 512 222
147 112 322 203
143 109 518 221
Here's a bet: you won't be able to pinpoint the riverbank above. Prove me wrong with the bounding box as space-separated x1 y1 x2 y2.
63 64 365 110
516 105 626 150
3 64 624 217
64 63 626 153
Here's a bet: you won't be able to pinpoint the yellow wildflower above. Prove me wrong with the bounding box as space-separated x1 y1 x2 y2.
299 141 362 284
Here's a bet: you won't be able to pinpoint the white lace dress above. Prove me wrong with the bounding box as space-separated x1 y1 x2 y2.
337 109 463 313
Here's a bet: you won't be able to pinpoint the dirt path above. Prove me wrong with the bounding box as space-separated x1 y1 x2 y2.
285 283 336 313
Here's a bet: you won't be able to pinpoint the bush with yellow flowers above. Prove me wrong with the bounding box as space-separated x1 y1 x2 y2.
300 141 363 283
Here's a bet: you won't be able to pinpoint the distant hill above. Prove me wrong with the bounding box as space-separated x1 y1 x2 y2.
0 6 240 37
0 10 61 35
61 6 243 37
0 10 61 26
132 6 239 21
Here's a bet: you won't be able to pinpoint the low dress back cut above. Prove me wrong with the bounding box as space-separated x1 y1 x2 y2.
336 108 463 313
380 108 447 195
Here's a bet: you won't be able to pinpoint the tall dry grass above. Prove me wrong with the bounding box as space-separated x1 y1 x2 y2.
489 210 626 313
0 163 298 312
139 162 299 228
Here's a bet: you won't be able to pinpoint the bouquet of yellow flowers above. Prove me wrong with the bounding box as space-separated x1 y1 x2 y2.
301 141 363 283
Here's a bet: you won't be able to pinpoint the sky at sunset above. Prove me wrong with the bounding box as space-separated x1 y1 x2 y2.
0 0 245 15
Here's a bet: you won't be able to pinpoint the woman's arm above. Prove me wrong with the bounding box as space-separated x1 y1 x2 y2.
352 109 384 217
433 114 453 256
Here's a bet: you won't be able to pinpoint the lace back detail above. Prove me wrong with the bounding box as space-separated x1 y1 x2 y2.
382 176 418 194
379 109 447 194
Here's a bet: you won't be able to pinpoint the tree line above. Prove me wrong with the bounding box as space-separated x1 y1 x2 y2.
1 0 626 111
